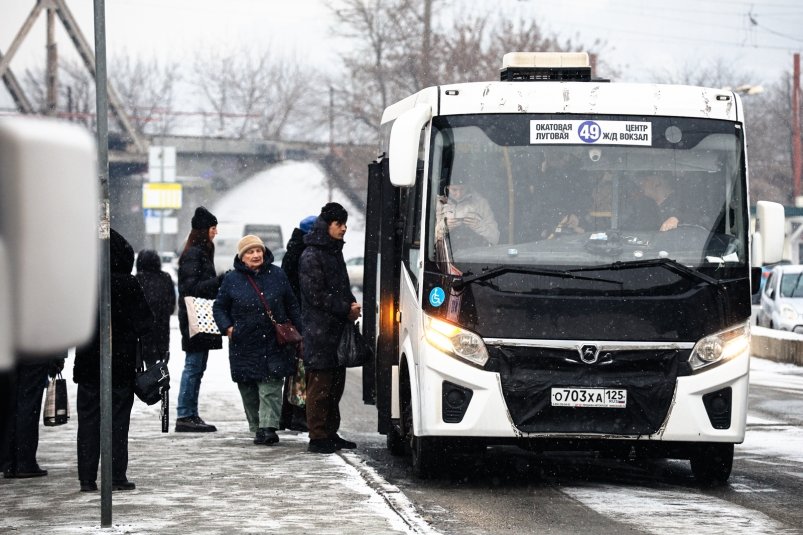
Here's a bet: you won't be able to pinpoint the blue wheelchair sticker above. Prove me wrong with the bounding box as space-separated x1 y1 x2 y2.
429 287 446 307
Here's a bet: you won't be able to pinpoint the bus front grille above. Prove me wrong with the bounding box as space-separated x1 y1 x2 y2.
486 345 687 435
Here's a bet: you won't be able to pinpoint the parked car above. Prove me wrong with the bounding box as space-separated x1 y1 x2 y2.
752 259 792 304
757 264 803 332
346 256 364 290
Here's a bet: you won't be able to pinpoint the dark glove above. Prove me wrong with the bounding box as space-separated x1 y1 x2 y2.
48 358 65 378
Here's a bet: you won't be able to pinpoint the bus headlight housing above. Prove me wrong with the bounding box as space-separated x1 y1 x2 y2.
424 315 489 367
689 322 749 372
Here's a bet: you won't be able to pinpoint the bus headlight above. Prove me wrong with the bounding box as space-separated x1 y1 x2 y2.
781 305 797 323
424 315 489 367
689 322 749 372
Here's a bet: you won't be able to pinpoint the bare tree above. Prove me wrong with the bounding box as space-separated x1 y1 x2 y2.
192 48 238 137
652 58 794 205
191 46 314 141
22 53 182 137
111 52 182 136
327 0 610 144
23 57 96 129
745 76 795 205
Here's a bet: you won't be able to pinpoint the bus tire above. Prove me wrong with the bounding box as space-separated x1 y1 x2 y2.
386 420 406 456
690 443 733 485
411 435 440 479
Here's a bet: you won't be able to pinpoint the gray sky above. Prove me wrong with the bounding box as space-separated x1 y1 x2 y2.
1 0 801 107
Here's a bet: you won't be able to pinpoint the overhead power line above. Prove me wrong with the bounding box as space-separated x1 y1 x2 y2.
748 9 803 43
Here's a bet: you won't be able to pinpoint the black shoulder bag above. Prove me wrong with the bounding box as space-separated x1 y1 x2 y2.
134 340 171 432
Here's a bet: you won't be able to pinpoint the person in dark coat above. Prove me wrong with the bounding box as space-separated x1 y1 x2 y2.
135 250 176 365
282 215 317 300
1 353 65 479
278 214 316 432
175 206 223 433
299 203 361 454
73 228 153 492
213 235 303 445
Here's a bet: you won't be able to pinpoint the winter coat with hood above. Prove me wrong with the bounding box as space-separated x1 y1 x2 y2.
298 219 356 370
135 250 176 364
213 250 302 382
74 229 154 387
281 227 307 301
178 242 223 352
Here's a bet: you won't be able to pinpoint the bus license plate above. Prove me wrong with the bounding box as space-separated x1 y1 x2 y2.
550 387 627 408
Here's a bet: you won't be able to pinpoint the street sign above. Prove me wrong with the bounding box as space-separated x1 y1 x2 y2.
148 145 176 182
145 214 178 235
142 182 182 209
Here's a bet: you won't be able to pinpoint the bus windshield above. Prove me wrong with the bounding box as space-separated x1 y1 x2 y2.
426 114 748 277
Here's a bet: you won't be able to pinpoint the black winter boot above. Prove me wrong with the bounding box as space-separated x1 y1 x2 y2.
255 427 279 445
264 427 279 445
308 438 336 454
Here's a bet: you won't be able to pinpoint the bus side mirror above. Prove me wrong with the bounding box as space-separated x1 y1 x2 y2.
754 201 784 265
0 117 99 368
388 104 431 187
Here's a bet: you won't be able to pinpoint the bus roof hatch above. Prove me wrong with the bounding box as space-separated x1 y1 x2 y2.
500 51 592 82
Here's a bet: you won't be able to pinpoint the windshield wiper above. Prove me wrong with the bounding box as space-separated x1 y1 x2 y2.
453 265 621 291
571 257 720 286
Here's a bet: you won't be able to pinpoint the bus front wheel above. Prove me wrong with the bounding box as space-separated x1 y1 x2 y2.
690 443 733 485
411 435 441 479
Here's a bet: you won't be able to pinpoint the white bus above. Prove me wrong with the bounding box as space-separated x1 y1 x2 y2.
361 52 785 483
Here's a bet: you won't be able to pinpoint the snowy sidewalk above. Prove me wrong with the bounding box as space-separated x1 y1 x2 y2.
0 318 432 534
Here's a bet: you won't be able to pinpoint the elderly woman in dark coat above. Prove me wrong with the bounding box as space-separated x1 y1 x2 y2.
74 229 153 492
213 235 302 445
135 250 176 365
299 202 361 454
175 206 223 433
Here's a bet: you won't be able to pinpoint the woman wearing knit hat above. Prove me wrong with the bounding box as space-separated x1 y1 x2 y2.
212 235 303 445
298 202 361 454
175 206 223 433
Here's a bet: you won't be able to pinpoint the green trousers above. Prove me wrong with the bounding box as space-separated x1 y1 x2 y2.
237 378 283 432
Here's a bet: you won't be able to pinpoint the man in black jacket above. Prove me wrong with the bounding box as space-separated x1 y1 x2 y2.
74 229 153 492
1 353 65 479
299 203 360 454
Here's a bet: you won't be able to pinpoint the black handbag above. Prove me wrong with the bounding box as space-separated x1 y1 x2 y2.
337 322 370 368
134 341 170 407
135 360 170 405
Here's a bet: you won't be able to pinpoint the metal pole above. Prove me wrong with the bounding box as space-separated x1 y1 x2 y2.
93 0 113 526
422 0 432 87
792 53 801 200
329 86 334 155
328 86 334 202
46 6 58 116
